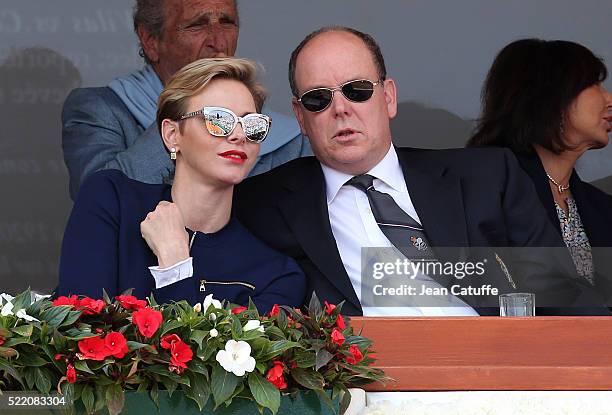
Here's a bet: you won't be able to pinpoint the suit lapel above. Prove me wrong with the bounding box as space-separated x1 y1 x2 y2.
276 163 361 311
396 149 469 248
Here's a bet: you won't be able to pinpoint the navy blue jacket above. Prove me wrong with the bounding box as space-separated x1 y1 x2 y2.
59 170 306 313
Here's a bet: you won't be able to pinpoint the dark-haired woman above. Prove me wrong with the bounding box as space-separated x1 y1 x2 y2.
469 38 612 298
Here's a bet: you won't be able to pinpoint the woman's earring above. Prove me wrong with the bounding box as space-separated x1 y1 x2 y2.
170 147 177 160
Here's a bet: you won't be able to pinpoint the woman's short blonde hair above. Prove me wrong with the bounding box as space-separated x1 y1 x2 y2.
156 57 267 134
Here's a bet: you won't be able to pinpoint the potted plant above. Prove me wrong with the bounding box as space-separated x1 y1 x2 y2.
0 290 384 414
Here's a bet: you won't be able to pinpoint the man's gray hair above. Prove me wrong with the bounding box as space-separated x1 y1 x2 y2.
132 0 240 64
133 0 165 64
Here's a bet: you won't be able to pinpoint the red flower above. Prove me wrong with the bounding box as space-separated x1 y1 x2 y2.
231 306 248 314
345 345 363 365
105 332 129 359
54 353 62 361
78 297 105 315
132 307 163 338
336 314 346 330
53 295 79 308
269 304 280 317
78 336 109 361
331 328 345 346
66 364 76 384
324 301 336 315
0 336 4 346
116 295 147 310
160 334 181 350
169 340 193 369
266 361 287 390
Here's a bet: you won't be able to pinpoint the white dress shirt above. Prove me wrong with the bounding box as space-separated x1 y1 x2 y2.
321 145 478 317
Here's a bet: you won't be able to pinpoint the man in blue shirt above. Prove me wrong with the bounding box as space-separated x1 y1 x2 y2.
62 0 311 200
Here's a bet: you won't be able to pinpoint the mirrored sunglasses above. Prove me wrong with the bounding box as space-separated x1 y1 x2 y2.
180 106 271 143
297 79 382 112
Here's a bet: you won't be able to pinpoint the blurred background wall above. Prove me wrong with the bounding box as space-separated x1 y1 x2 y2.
1 0 611 294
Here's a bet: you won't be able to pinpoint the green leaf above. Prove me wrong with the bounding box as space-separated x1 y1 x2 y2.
160 320 183 336
60 311 82 328
277 309 288 331
81 385 94 413
160 376 177 397
308 292 323 321
265 326 286 340
33 367 52 394
11 325 33 337
188 359 209 378
190 329 207 348
40 306 72 330
64 328 95 340
53 329 67 350
127 341 152 351
211 364 239 409
2 337 31 348
106 384 125 415
248 372 280 415
290 368 325 390
74 360 95 375
18 352 48 367
185 371 210 411
294 351 316 368
315 348 334 370
24 366 36 389
339 388 352 415
11 289 32 311
258 340 303 361
102 288 112 305
0 358 23 386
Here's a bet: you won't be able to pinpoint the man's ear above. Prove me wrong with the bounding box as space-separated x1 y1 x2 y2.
383 78 398 119
137 24 160 64
291 98 307 136
161 119 180 154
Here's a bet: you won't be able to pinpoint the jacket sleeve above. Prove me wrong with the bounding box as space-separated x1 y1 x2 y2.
251 255 306 314
58 172 122 298
61 88 173 200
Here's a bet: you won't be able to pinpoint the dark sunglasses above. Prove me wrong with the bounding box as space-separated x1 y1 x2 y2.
297 79 382 112
180 106 271 143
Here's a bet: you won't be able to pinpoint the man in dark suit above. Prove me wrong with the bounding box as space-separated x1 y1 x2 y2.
235 26 606 316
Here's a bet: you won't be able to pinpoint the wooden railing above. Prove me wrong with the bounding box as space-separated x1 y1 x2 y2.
350 317 612 391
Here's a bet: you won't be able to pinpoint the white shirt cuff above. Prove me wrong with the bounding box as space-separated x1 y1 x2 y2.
148 257 193 289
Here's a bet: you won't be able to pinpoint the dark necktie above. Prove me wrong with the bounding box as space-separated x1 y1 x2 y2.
346 174 435 260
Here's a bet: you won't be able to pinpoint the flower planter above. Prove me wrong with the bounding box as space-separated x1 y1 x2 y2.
69 390 339 415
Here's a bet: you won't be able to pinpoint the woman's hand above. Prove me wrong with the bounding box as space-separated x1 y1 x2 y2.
140 201 190 268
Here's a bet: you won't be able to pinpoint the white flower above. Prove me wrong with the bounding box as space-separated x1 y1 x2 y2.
0 293 15 305
215 340 256 376
210 313 217 321
31 292 50 302
203 294 222 312
193 302 202 313
209 328 218 338
15 309 38 322
243 319 265 333
1 301 14 316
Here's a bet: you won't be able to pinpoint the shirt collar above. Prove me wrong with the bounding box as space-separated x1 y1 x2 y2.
321 145 406 204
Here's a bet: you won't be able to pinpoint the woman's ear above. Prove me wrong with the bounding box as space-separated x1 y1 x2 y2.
161 119 180 155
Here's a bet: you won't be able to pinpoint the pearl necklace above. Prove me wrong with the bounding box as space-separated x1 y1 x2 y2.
546 172 570 194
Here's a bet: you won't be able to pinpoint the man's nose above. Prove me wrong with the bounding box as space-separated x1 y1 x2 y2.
330 88 351 116
205 24 228 52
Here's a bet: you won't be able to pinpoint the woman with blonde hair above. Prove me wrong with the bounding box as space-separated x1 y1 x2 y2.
59 58 305 313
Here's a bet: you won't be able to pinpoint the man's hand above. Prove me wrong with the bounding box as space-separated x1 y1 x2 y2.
140 201 190 268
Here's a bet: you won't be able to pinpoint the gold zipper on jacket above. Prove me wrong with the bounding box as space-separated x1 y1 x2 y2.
199 279 256 292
